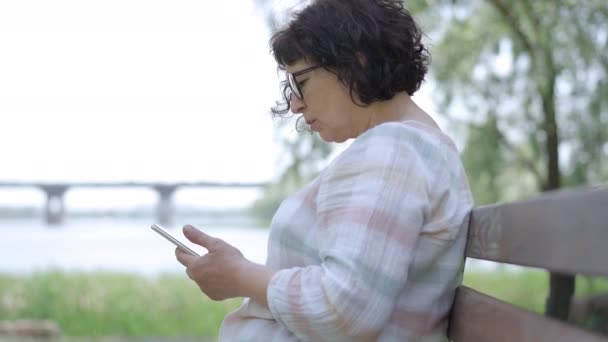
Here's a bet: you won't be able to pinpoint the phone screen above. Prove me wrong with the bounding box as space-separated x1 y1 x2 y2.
150 224 200 257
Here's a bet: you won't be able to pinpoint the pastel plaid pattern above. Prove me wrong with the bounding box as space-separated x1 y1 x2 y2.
220 121 474 341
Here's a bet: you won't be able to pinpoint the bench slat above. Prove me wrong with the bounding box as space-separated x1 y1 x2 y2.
448 286 608 342
465 186 608 277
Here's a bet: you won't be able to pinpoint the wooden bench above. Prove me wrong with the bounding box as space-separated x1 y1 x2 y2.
448 185 608 341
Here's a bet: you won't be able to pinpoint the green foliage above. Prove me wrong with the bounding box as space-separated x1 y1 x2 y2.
460 117 503 205
250 117 332 223
0 271 241 337
413 0 608 201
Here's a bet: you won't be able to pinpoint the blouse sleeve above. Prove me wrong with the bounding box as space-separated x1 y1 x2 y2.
266 123 445 341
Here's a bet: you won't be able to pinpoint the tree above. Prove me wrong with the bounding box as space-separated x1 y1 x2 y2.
408 0 608 320
250 117 332 223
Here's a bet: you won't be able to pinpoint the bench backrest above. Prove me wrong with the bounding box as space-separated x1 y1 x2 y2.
448 186 608 342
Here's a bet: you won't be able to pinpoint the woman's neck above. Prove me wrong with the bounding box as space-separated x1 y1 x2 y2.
365 92 439 130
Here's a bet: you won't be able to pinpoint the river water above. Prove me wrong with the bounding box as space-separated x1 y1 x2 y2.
0 217 508 275
0 218 268 275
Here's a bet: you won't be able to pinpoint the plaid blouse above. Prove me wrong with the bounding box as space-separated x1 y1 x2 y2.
219 121 474 341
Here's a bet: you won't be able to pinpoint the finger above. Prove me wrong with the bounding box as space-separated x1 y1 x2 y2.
175 247 197 266
185 267 195 280
183 224 217 249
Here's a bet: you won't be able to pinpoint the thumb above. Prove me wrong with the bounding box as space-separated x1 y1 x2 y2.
183 224 216 250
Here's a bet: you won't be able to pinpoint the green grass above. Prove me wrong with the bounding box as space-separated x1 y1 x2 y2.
463 268 608 314
1 269 606 338
0 271 242 338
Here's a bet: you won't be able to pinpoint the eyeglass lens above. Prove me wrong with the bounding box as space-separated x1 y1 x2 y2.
288 73 301 100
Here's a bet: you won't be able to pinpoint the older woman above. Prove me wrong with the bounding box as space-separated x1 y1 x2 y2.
175 0 474 340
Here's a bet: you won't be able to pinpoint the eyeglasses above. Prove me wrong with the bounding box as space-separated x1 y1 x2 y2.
287 65 321 101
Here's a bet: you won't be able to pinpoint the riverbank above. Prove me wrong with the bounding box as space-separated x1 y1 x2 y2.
2 270 606 338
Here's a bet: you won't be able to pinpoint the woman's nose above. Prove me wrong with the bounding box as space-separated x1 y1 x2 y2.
290 95 306 114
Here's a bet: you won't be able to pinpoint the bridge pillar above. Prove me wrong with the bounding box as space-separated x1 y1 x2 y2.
154 185 178 226
40 185 69 225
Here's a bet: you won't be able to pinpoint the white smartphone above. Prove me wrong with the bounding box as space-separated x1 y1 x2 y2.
150 224 200 257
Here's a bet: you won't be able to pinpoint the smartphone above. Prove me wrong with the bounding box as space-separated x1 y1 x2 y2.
150 224 200 257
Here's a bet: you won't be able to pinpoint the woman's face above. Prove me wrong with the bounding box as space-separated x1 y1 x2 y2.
286 60 368 143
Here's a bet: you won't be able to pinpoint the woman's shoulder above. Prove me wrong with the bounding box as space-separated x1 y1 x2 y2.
359 120 457 150
319 121 462 187
338 120 459 164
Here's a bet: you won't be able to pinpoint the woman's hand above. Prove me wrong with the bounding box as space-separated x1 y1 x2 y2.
175 225 247 301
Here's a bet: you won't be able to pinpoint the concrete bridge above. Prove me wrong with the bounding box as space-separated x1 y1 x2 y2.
0 181 266 226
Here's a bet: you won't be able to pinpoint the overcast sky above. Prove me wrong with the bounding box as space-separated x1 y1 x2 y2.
0 0 440 209
0 0 285 183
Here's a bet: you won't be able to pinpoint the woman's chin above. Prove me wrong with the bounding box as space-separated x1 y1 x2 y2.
319 133 347 143
318 131 332 143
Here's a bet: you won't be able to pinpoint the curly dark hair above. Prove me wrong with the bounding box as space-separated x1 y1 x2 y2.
270 0 430 116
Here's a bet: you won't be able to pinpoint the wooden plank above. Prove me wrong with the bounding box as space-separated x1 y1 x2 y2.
465 185 608 277
0 320 61 337
448 286 608 342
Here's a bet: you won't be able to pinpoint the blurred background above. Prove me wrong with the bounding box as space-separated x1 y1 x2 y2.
0 0 606 340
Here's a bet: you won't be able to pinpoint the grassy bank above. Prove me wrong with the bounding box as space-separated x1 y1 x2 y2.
464 269 608 314
1 270 606 337
0 271 241 338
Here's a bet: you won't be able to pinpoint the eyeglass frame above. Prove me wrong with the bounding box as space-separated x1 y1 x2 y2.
286 64 321 101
